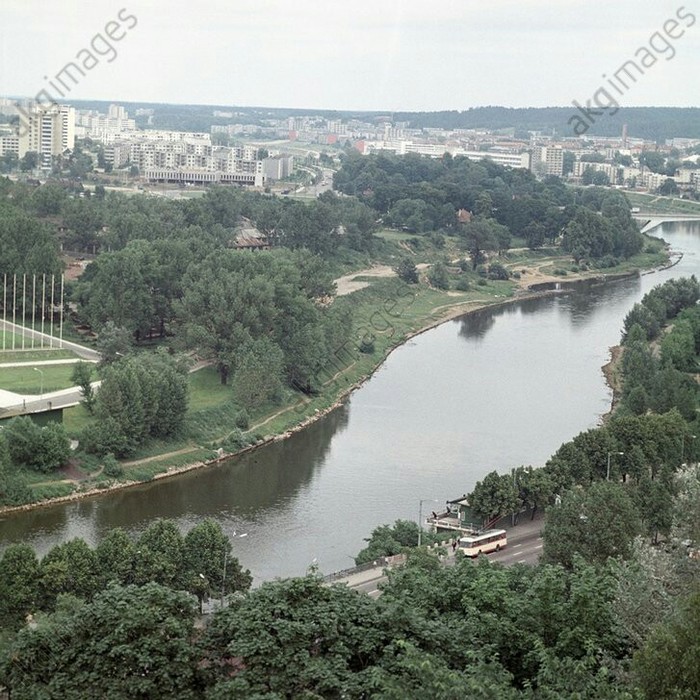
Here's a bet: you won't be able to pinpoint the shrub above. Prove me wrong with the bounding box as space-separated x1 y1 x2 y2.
477 278 488 286
235 410 250 430
359 338 375 354
102 454 124 479
487 262 510 280
455 278 471 291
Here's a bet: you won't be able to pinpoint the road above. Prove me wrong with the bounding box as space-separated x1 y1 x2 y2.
336 515 544 597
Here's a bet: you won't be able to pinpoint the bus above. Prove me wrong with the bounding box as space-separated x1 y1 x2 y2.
458 529 507 557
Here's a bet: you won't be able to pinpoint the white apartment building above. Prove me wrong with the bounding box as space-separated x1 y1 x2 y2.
75 104 136 143
0 103 75 167
532 146 564 177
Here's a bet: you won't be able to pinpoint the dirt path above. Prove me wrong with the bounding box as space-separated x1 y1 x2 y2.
334 265 396 296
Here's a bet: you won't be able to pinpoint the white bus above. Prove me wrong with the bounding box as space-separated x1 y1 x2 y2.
458 529 507 557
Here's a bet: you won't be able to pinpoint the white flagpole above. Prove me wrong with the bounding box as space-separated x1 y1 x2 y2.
32 274 36 350
41 274 46 349
59 274 64 348
50 274 55 349
21 273 26 350
2 273 6 351
12 274 16 350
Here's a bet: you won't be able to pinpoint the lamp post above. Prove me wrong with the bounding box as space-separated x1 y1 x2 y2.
681 434 696 465
418 498 439 547
33 367 44 400
606 451 624 481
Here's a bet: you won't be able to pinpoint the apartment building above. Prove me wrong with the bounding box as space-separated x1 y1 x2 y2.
0 103 75 167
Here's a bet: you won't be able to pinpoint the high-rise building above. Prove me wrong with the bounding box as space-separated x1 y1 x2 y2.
13 104 75 168
532 146 564 177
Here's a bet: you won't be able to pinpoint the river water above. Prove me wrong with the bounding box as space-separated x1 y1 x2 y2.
1 222 699 582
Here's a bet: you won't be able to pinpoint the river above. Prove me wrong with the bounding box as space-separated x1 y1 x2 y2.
1 221 699 582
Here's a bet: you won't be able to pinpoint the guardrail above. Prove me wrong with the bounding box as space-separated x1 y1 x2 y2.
322 554 406 583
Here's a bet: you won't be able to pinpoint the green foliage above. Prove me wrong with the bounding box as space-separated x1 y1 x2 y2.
623 277 700 342
427 261 450 289
468 470 518 525
487 261 510 280
2 583 200 700
395 257 419 284
101 453 123 478
3 416 70 473
200 576 385 698
542 481 642 568
38 538 101 609
83 350 189 457
355 519 425 564
70 360 95 412
234 409 250 430
633 590 700 700
0 544 39 627
231 337 284 412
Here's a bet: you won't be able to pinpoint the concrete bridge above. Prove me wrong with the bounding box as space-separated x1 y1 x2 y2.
632 213 700 234
0 321 100 421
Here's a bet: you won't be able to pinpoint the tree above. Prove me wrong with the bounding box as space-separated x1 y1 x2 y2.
94 321 133 365
516 466 555 519
354 519 426 564
19 151 38 171
2 583 200 700
71 361 95 413
200 576 385 698
469 470 519 526
38 538 101 609
183 519 252 610
231 337 284 411
633 590 700 700
427 261 450 289
4 416 70 473
95 527 137 586
134 519 186 589
0 544 39 627
395 257 419 284
460 218 509 268
542 481 642 568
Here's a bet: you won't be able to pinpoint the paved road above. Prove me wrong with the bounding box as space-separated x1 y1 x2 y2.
336 515 545 597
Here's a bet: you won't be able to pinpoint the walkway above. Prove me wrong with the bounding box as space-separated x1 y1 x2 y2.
0 320 100 362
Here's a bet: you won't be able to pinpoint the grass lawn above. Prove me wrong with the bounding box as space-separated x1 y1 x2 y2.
625 192 700 215
0 348 78 363
0 364 77 394
187 366 233 410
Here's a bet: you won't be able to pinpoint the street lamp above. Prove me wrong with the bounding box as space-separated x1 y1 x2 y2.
418 498 439 547
606 451 624 481
681 434 696 465
33 367 44 399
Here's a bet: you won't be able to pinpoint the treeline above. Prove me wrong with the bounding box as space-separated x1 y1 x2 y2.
0 518 250 629
467 277 700 535
10 179 376 256
80 350 189 457
393 106 700 141
333 153 645 264
2 522 698 698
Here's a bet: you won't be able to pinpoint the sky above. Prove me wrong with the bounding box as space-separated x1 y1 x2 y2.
1 1 699 112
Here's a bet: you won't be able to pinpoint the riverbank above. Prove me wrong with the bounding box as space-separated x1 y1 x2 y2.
0 246 673 517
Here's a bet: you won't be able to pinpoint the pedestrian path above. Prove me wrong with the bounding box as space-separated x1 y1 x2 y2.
0 358 97 368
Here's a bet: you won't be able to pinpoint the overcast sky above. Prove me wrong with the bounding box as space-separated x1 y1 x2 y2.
1 1 699 112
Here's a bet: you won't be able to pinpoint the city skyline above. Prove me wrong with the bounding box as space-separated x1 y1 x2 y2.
1 1 699 113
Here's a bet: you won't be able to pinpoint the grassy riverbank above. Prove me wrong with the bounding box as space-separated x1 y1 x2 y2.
0 232 672 513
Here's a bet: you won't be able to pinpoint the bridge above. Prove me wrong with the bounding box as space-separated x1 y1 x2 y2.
0 321 100 422
632 213 700 234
